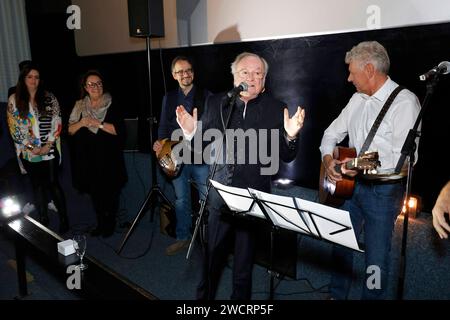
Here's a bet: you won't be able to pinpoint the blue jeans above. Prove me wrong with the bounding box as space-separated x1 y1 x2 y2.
329 181 404 300
172 164 209 240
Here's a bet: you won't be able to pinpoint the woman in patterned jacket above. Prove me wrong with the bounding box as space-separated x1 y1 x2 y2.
7 63 69 233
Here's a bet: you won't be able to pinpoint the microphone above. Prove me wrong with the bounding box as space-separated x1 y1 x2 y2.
419 61 450 81
227 82 248 98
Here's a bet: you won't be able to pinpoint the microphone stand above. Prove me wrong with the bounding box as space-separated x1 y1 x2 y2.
396 72 440 300
186 93 238 259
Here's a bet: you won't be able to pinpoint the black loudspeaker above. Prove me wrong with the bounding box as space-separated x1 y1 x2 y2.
127 0 165 38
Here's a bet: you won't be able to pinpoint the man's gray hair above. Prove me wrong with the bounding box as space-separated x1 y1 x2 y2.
230 52 269 76
345 41 390 74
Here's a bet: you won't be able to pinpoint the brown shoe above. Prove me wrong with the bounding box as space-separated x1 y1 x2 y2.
165 240 190 256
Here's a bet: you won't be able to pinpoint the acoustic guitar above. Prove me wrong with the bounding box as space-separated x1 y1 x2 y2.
156 138 182 177
318 147 380 207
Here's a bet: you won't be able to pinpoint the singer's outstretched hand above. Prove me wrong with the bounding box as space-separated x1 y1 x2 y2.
176 105 197 135
284 106 305 139
432 180 450 239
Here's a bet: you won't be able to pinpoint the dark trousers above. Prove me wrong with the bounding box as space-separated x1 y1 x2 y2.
329 181 404 300
0 158 26 198
197 207 256 300
21 158 68 223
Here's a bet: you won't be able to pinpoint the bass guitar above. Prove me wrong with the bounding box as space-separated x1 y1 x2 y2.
156 138 182 177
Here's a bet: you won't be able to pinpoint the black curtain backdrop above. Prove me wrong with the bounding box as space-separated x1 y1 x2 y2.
24 0 450 211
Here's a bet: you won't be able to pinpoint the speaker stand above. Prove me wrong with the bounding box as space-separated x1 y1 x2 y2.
117 37 172 254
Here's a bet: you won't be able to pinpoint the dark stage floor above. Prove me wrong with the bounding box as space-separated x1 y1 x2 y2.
1 150 449 301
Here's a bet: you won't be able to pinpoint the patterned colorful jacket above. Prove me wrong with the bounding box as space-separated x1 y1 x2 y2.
7 92 62 165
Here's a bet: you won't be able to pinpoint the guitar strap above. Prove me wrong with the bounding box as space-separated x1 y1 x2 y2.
358 85 404 157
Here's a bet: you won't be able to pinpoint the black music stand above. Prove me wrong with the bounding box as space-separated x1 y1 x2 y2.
117 37 172 254
249 191 289 300
210 180 362 299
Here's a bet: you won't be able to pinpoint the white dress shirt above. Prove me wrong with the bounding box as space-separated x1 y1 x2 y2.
320 77 421 176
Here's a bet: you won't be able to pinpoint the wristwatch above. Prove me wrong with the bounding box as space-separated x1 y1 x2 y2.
99 122 104 129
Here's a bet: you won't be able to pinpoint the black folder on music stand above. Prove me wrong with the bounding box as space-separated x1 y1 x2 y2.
210 179 362 299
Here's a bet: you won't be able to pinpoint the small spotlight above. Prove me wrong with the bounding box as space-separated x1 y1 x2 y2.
0 196 23 222
275 178 293 185
274 178 294 189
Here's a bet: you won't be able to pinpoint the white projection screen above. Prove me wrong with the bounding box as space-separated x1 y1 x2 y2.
72 0 450 57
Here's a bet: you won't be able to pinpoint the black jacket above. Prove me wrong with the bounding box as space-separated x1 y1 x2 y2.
69 100 127 194
200 91 298 200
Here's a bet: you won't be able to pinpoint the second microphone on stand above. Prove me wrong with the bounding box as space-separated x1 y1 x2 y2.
419 61 450 81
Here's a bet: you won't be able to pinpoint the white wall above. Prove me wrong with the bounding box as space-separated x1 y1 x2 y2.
204 0 450 43
0 0 31 102
72 0 450 56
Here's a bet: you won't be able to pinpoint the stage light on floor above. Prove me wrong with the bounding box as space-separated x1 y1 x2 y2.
274 178 293 185
273 178 294 189
0 196 23 222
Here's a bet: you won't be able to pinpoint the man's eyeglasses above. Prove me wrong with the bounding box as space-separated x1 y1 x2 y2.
86 81 103 89
174 68 193 76
235 69 265 79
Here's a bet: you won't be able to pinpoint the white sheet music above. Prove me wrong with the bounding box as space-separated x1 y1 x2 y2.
293 196 362 251
211 179 362 252
247 188 315 235
210 180 265 218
